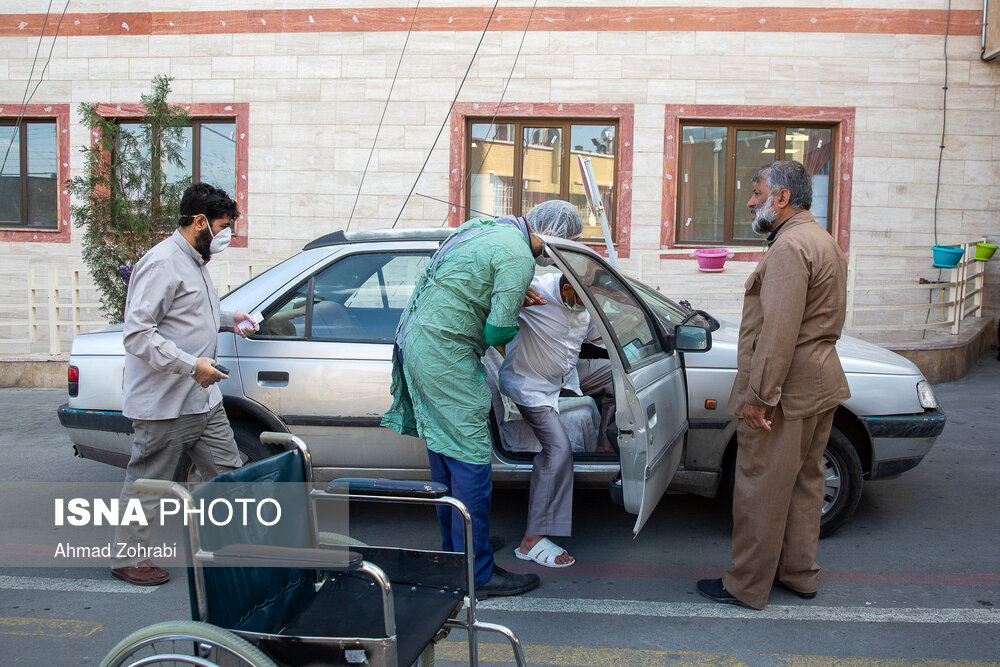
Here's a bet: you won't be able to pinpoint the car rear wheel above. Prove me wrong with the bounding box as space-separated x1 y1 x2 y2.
175 421 276 484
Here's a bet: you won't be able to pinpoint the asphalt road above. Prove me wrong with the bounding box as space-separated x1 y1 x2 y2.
0 358 998 666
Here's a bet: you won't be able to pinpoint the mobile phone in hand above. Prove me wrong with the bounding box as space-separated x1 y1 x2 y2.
213 363 230 376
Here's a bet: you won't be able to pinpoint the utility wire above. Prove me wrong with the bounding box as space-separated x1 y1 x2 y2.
346 0 421 232
923 0 952 339
392 0 501 228
415 191 490 218
0 0 56 178
443 0 538 226
931 0 952 247
22 1 71 109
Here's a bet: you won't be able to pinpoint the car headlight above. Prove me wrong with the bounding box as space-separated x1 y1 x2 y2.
916 380 938 409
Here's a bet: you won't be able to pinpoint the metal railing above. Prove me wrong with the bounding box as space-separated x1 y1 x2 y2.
0 261 269 356
845 239 988 338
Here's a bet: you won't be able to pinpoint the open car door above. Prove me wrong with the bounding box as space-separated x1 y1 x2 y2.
548 243 689 535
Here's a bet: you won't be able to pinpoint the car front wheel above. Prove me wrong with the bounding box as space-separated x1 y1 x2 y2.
819 426 864 538
725 425 864 538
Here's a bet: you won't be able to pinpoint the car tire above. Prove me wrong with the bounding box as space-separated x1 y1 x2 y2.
174 420 275 484
723 425 863 538
819 426 864 539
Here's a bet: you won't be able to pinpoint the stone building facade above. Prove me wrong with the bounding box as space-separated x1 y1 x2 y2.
1 1 997 355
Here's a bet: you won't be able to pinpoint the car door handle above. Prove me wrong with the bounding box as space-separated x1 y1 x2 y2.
257 371 289 387
647 403 657 428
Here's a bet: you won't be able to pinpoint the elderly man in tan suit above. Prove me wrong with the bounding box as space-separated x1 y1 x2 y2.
697 160 850 610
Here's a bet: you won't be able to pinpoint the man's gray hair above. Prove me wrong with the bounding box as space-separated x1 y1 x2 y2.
753 160 812 210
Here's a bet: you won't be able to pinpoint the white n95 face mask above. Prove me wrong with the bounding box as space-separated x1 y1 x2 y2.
208 224 232 254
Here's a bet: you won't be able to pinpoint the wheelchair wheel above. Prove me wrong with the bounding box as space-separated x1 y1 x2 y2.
100 620 278 667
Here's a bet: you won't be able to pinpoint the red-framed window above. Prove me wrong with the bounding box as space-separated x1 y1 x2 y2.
450 103 634 258
95 103 250 248
662 105 854 258
0 104 71 243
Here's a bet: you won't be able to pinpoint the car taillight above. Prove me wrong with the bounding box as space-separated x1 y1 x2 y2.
68 365 79 397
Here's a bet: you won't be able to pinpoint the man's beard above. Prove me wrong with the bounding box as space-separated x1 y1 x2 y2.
751 194 778 235
195 226 213 263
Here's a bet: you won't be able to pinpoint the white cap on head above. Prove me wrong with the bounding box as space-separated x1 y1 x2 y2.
526 200 583 240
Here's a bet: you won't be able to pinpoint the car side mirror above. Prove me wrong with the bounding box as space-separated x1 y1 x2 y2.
673 324 711 352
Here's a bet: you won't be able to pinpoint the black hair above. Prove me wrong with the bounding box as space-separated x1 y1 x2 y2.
178 182 240 227
558 274 570 291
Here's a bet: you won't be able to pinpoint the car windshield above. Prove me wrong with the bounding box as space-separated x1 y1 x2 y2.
624 277 719 332
624 278 690 325
221 254 303 300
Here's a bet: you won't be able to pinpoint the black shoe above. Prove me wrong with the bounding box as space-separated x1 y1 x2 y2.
489 534 506 553
696 578 754 609
476 565 540 599
773 579 817 599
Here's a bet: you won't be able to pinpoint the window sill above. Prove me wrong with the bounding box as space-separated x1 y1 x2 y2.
666 244 762 252
658 245 764 262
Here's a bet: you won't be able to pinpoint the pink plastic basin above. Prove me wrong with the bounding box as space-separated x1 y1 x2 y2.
694 248 729 271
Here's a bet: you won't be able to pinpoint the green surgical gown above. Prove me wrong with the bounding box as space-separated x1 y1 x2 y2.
381 218 535 465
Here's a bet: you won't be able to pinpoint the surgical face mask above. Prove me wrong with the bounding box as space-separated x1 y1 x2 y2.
563 297 586 313
535 255 554 267
207 222 232 254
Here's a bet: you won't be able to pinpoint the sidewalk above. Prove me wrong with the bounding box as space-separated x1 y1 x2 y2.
0 356 68 388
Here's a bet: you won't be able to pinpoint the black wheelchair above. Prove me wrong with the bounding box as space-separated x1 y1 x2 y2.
100 432 526 667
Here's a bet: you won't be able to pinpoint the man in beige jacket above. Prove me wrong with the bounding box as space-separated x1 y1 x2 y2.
697 160 850 610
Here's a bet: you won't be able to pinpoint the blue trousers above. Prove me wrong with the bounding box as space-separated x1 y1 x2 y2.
427 449 494 587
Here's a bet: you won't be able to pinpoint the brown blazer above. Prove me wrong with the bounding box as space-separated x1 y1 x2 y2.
726 210 851 421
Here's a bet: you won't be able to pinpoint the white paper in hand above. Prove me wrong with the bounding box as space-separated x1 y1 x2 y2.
236 311 263 334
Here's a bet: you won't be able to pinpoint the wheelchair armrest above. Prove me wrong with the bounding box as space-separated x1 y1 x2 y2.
207 543 363 570
326 478 449 499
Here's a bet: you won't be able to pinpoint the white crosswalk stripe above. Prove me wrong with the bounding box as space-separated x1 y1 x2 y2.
2 578 995 625
0 575 155 594
479 596 1000 624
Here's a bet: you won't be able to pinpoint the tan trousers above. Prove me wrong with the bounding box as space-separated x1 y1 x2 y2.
113 402 242 567
722 404 836 609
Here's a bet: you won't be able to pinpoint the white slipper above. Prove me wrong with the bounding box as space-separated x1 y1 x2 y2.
514 537 575 568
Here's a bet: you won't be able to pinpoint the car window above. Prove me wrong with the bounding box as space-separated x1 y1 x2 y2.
258 282 309 338
257 252 431 342
557 250 664 368
626 277 717 332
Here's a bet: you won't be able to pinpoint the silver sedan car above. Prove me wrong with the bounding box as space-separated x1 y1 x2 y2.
58 228 945 537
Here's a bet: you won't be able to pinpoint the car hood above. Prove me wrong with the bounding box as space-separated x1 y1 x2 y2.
692 316 923 376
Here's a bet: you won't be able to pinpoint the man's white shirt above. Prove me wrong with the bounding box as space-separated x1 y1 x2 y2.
498 272 599 410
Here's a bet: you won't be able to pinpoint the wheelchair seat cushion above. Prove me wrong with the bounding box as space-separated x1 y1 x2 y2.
279 571 463 666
